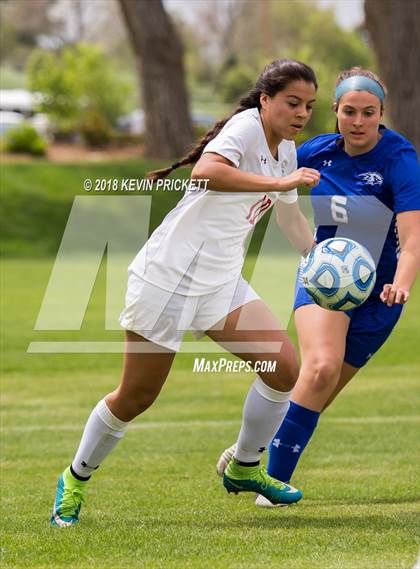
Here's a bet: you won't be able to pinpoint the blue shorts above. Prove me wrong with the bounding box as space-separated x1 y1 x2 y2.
294 284 403 368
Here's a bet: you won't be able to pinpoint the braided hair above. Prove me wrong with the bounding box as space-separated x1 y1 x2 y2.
147 58 317 180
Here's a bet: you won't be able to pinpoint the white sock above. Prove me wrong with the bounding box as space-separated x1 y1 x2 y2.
71 398 130 478
235 377 292 464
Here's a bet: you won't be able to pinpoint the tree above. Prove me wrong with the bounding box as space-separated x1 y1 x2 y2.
365 0 420 153
200 0 373 139
0 0 54 68
118 0 194 159
27 43 132 145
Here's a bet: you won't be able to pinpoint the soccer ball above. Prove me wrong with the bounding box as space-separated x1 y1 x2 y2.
301 238 376 311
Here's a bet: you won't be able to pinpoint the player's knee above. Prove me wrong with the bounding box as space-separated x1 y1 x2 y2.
259 357 299 392
115 386 160 418
280 358 300 390
304 358 341 393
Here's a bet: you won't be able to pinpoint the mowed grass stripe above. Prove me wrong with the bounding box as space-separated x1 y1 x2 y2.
1 415 419 433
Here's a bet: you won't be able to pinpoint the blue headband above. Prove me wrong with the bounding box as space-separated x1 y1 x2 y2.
335 76 385 103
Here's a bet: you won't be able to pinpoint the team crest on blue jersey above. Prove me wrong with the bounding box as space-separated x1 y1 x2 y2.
358 171 384 186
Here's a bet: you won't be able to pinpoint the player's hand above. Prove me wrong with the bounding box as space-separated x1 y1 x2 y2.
380 284 410 306
301 240 317 259
278 168 320 191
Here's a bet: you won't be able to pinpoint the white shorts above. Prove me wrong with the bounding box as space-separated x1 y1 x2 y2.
119 271 260 351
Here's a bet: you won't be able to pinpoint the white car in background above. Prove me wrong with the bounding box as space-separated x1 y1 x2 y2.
0 89 50 138
0 110 24 134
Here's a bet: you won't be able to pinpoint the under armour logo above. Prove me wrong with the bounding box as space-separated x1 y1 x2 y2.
323 160 332 167
260 155 267 164
271 439 301 453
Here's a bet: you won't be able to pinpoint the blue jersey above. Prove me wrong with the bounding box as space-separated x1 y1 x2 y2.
297 127 420 296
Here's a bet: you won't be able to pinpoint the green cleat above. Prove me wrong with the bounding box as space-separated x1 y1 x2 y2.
223 458 302 505
50 466 87 527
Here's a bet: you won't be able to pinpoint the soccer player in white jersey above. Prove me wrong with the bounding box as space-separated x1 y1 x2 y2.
216 67 420 507
51 59 321 526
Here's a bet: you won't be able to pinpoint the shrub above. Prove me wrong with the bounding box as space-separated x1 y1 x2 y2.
4 124 47 156
80 109 112 147
27 43 134 144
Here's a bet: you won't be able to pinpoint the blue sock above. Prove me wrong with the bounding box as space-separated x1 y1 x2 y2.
267 401 320 483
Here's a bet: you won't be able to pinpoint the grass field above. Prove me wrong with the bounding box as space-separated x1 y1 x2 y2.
1 254 419 569
1 160 419 568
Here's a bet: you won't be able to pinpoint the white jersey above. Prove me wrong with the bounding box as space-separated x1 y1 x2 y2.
129 107 298 295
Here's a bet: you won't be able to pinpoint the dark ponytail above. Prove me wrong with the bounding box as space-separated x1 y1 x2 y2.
146 90 261 181
147 59 317 180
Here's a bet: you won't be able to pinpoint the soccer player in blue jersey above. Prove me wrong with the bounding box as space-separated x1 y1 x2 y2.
217 67 420 506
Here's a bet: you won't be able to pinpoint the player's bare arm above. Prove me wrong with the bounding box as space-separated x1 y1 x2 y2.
192 152 320 193
274 200 315 255
380 210 420 306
